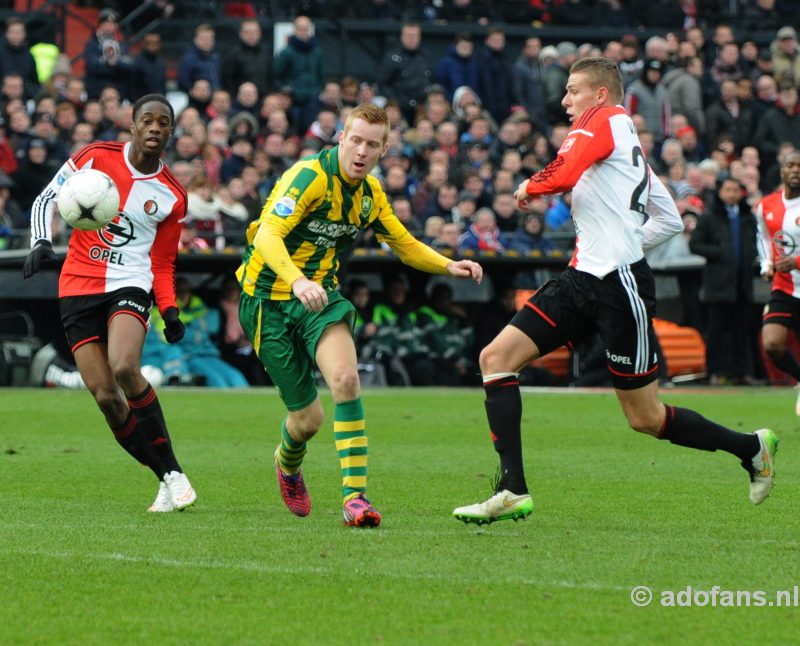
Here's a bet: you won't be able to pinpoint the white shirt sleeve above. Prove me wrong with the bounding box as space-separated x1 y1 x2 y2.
754 201 774 276
641 168 684 252
29 160 75 246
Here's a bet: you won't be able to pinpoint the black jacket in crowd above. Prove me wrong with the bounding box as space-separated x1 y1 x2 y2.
689 196 757 304
222 40 272 97
377 44 433 115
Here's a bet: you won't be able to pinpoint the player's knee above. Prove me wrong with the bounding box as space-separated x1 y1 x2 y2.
626 411 662 436
479 344 505 375
328 367 360 400
93 386 124 417
764 340 786 360
109 359 140 391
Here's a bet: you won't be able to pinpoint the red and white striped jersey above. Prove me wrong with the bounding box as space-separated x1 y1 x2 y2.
525 105 682 278
30 141 187 314
755 190 800 298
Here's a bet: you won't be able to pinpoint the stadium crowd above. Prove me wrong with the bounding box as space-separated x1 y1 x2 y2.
5 1 800 387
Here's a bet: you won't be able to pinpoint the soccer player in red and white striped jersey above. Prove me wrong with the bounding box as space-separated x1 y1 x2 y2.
22 94 196 513
756 151 800 413
454 58 777 525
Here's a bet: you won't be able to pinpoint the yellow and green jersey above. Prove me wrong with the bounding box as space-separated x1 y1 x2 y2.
237 146 439 301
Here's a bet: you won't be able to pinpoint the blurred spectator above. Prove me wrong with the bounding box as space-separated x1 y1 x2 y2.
476 28 512 124
710 42 745 90
624 59 670 141
545 191 572 232
705 78 754 153
415 283 476 386
205 89 231 122
131 32 166 98
459 207 506 252
545 42 576 123
511 37 547 134
222 19 270 97
619 34 644 89
491 191 520 233
236 165 264 220
675 125 703 163
689 178 758 385
231 81 260 121
431 221 461 253
186 175 224 248
0 18 38 99
367 275 422 386
753 80 800 181
178 219 209 251
435 33 479 102
217 276 269 386
177 24 221 94
303 108 339 150
771 26 800 87
274 15 323 132
0 119 16 175
391 195 423 238
148 278 248 388
220 134 253 183
510 209 554 255
222 177 255 241
742 0 782 32
452 190 477 226
752 73 778 123
662 57 705 135
346 278 378 360
422 181 458 223
421 214 444 245
83 8 133 100
303 79 341 129
377 22 433 125
12 139 55 214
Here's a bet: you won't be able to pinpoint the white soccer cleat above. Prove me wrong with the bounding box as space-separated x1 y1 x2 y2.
746 429 779 505
163 471 197 511
794 387 800 417
147 481 175 513
453 489 533 525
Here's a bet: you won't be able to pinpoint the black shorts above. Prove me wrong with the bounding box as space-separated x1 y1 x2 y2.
763 290 800 330
60 287 151 353
510 259 659 390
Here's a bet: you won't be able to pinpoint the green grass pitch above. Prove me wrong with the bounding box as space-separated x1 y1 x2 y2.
1 387 799 644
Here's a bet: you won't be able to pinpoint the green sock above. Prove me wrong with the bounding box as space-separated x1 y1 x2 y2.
334 398 367 502
278 418 306 475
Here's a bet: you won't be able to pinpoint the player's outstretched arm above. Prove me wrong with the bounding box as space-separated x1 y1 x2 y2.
446 259 483 284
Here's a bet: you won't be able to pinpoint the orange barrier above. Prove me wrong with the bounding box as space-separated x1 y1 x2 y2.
652 318 706 378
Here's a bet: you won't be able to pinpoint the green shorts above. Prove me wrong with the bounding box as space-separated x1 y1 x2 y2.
239 290 355 411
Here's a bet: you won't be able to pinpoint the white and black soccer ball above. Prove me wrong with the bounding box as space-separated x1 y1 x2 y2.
56 168 120 231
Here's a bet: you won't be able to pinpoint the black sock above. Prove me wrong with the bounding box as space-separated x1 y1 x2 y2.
128 384 181 477
110 411 160 478
659 405 759 461
770 350 800 381
484 374 528 494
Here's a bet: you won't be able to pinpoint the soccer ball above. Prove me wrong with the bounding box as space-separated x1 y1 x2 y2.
57 168 120 231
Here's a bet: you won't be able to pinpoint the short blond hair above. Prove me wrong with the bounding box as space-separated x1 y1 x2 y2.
343 103 390 144
570 57 624 104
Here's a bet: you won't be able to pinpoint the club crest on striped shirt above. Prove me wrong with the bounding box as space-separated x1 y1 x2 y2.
143 199 158 216
360 196 373 217
774 229 796 256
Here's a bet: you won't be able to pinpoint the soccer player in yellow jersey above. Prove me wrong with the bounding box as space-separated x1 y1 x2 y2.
237 103 483 527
